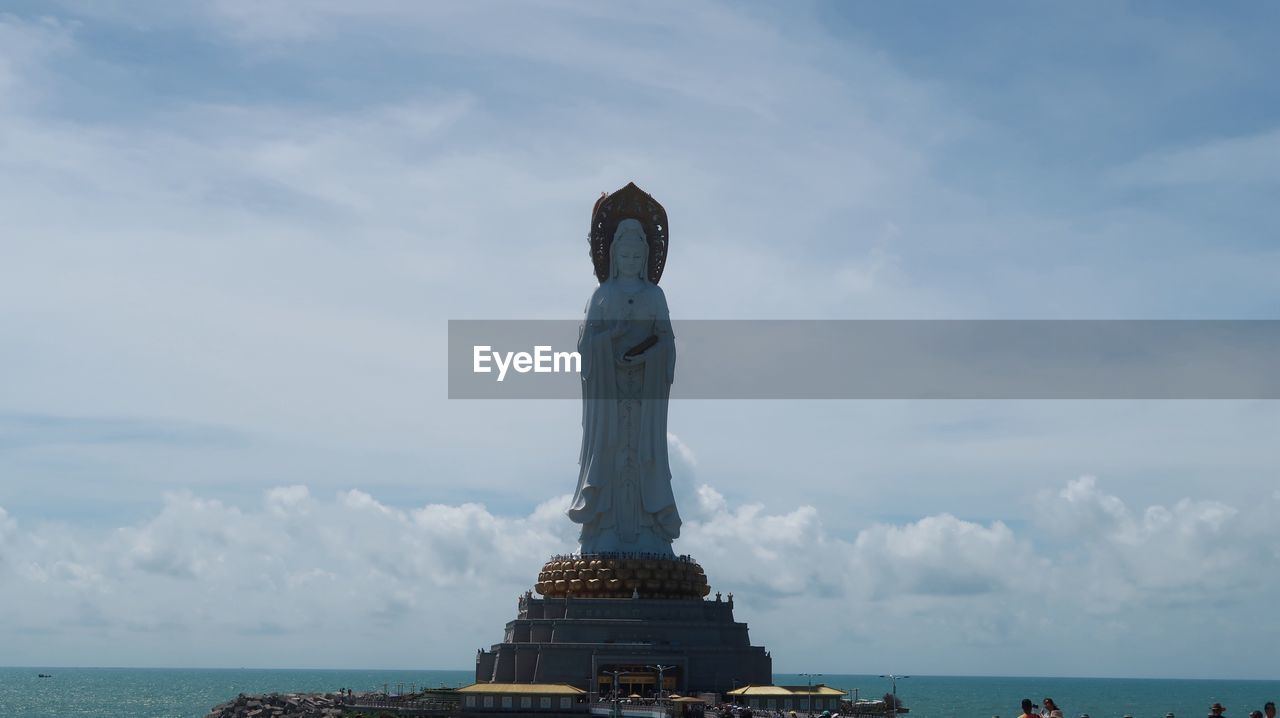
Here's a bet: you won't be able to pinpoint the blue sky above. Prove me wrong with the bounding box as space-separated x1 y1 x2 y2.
1 1 1278 678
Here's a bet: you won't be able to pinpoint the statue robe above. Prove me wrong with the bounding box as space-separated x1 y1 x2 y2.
567 279 680 555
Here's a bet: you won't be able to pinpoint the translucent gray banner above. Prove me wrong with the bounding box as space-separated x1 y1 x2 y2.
447 320 1280 399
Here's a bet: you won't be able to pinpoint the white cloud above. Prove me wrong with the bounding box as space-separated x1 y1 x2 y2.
668 432 698 468
850 514 1035 599
0 485 578 667
695 484 727 515
687 495 830 596
265 484 312 517
1037 476 1269 613
0 477 1277 675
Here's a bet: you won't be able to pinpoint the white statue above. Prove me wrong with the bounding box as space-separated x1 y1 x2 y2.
567 218 681 555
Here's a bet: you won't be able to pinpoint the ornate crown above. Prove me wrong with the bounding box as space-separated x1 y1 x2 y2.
589 182 669 284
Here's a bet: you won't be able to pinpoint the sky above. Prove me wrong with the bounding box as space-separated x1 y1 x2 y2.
1 0 1279 679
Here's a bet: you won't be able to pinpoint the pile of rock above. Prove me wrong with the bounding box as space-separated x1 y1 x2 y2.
204 692 346 718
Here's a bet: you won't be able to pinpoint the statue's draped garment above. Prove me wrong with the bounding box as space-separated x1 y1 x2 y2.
567 279 681 555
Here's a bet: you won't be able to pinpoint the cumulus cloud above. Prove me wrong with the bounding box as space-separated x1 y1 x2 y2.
683 477 1279 671
850 514 1037 599
1036 477 1270 612
683 490 834 597
0 486 579 667
5 477 1276 675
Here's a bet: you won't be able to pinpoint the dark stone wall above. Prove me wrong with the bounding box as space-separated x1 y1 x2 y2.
476 596 772 694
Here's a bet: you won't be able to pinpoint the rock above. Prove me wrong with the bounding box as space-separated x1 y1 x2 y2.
204 691 348 718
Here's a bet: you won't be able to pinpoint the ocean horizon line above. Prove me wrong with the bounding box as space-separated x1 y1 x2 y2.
3 665 1276 683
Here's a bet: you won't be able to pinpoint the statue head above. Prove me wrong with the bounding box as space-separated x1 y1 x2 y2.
609 219 648 280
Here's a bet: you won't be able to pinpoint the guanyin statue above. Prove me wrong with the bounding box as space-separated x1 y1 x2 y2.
566 184 681 556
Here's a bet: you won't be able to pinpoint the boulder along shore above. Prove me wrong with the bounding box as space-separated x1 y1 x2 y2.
204 692 348 718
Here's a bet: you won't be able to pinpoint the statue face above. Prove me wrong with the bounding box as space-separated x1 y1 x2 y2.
614 237 646 279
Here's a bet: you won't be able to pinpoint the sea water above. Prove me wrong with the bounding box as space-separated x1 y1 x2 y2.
1 668 1276 718
0 667 472 718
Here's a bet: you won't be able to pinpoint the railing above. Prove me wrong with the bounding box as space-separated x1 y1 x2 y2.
591 701 674 718
547 552 700 564
341 696 459 715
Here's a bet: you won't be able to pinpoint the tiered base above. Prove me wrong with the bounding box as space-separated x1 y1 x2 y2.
475 553 771 694
535 554 711 599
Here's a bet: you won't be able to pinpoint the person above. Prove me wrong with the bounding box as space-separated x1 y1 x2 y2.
1249 712 1263 718
1264 703 1275 718
1043 698 1063 718
1019 699 1039 718
1209 704 1226 718
568 218 681 555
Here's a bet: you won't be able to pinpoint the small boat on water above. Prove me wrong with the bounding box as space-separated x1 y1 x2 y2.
37 674 52 678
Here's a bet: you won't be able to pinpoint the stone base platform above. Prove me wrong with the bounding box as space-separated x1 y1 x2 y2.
476 556 771 695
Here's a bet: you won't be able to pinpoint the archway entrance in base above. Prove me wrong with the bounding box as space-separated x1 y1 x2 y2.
596 665 680 699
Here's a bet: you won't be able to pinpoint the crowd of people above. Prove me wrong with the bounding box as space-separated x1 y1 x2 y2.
1012 698 1277 718
1207 700 1276 718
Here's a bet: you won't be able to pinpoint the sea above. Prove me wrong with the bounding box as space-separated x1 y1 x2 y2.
0 668 1276 718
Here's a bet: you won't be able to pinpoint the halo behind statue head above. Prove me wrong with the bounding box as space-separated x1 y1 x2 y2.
589 182 669 284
